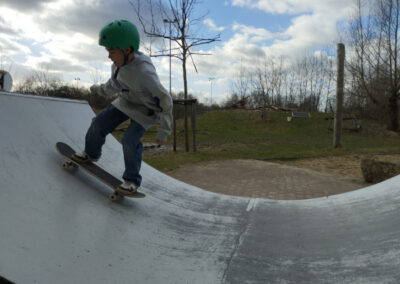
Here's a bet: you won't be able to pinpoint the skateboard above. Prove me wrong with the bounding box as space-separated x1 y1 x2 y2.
55 142 145 201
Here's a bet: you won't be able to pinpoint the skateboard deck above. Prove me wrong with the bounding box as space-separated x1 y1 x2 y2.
55 142 145 201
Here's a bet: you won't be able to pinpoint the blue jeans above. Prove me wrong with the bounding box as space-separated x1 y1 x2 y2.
84 104 145 186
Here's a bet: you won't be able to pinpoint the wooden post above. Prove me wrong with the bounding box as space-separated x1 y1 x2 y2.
191 102 197 152
184 105 189 152
173 104 177 152
334 43 345 148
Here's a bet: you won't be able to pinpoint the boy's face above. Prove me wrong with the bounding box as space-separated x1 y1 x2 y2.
106 47 125 67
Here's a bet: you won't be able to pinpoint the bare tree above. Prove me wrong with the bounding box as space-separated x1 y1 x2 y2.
0 54 14 74
296 52 333 112
323 52 335 113
251 55 286 109
231 59 251 103
129 0 221 151
14 64 62 97
246 52 334 112
89 62 106 85
346 0 400 131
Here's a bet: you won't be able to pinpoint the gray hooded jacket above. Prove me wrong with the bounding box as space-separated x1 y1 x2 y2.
91 52 173 142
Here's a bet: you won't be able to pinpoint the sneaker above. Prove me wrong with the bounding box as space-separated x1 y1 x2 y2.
117 181 138 195
71 151 98 163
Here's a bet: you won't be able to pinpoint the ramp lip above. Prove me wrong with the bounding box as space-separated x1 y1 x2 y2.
0 91 88 104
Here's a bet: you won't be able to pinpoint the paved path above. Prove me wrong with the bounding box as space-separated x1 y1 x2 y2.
166 159 367 200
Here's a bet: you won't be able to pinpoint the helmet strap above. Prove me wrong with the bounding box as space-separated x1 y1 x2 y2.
122 46 134 66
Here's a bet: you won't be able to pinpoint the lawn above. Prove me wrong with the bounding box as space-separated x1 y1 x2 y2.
107 109 400 171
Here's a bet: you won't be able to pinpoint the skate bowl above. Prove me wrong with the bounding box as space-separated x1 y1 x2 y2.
0 91 400 283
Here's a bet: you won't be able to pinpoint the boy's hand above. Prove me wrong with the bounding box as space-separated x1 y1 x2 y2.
90 85 99 95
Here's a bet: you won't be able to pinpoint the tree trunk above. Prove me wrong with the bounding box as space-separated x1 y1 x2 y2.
387 92 399 131
182 51 189 151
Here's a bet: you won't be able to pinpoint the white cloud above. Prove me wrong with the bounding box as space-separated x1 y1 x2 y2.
232 23 275 43
0 36 31 56
231 0 296 14
203 18 225 32
0 0 54 12
231 0 354 15
186 23 273 79
226 0 354 62
0 0 119 82
0 0 357 104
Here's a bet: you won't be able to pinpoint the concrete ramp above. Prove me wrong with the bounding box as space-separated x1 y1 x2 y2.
1 92 400 283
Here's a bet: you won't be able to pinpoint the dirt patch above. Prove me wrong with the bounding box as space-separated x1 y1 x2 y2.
277 154 400 180
165 154 400 200
166 159 359 200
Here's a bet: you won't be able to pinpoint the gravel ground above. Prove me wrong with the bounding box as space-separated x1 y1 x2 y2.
164 156 387 200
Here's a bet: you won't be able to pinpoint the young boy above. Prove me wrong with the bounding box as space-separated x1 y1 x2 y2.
72 19 173 194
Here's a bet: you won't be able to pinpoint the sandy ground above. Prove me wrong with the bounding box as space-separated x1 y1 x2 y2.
164 154 400 200
280 154 400 180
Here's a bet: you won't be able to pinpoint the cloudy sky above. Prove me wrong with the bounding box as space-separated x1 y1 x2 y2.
0 0 356 104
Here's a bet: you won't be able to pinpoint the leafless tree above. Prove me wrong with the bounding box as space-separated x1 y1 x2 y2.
0 54 14 74
251 55 286 109
240 52 334 112
14 64 62 96
89 62 106 85
346 0 400 131
129 0 221 151
231 59 251 102
294 52 335 112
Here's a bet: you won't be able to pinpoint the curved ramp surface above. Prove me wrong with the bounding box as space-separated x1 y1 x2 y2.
0 92 400 284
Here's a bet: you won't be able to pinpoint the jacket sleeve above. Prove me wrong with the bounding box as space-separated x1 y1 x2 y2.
90 65 120 98
149 82 173 142
90 78 120 98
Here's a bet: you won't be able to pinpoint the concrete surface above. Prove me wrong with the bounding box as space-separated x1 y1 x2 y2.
1 92 400 284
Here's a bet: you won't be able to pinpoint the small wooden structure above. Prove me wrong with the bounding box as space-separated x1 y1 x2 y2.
287 112 311 122
325 116 361 132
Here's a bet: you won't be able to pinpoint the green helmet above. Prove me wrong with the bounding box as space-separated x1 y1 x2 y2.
99 20 140 52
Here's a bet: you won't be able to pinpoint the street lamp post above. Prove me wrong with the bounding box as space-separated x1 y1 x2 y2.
74 77 80 89
163 19 177 96
209 77 215 106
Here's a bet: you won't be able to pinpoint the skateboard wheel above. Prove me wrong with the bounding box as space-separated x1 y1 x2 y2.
62 162 71 169
62 161 77 169
109 193 118 201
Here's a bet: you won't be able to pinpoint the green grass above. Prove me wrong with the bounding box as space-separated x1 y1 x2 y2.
108 109 400 171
